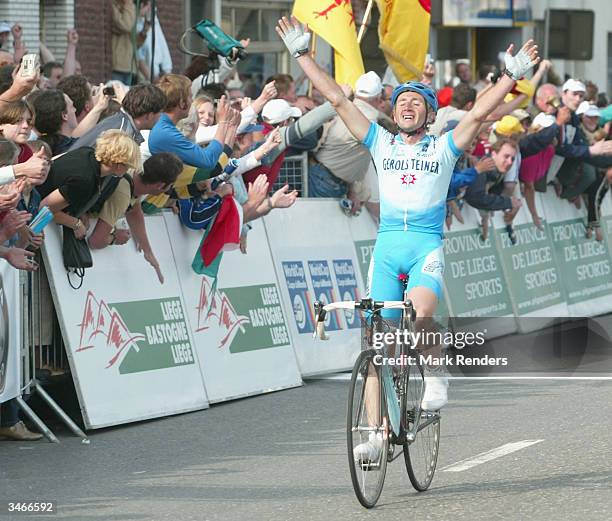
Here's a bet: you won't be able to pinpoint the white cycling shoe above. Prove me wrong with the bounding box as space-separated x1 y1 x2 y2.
353 431 383 464
421 366 449 411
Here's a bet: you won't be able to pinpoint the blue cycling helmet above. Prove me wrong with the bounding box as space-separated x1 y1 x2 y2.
391 81 438 113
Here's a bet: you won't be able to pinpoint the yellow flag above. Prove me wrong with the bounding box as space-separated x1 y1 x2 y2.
293 0 365 87
375 0 431 82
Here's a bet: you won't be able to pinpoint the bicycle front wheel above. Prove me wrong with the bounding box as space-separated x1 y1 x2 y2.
347 349 389 508
402 361 440 491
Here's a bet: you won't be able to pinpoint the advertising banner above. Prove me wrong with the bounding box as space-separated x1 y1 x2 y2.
346 211 378 289
491 193 568 329
163 213 302 403
443 204 517 337
541 192 612 316
42 216 209 429
264 200 365 376
0 261 20 404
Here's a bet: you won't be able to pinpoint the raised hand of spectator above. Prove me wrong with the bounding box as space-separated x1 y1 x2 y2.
67 29 79 46
270 184 298 209
216 96 230 123
7 60 40 99
0 210 31 239
240 97 252 110
14 148 50 183
4 247 38 271
251 81 278 114
0 184 22 211
228 106 241 127
91 83 111 112
538 59 552 72
114 228 131 245
214 182 234 198
589 140 612 156
475 157 496 173
247 174 269 209
262 128 281 153
340 83 354 100
11 23 23 42
556 106 571 126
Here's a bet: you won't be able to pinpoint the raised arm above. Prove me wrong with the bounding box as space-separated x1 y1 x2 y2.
454 40 540 151
275 16 370 142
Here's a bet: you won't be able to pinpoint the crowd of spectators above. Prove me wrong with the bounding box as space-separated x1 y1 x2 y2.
1 6 612 440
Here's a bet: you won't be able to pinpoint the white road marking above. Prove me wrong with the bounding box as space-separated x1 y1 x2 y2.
440 439 544 472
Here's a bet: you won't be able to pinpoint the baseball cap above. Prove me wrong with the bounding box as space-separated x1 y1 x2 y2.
532 113 556 128
512 108 531 121
494 115 525 136
576 101 600 117
355 71 382 98
261 99 302 124
562 79 586 93
0 21 12 33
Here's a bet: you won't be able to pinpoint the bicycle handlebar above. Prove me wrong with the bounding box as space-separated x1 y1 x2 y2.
313 298 413 340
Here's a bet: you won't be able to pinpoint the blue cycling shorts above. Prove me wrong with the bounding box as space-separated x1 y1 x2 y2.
367 230 445 318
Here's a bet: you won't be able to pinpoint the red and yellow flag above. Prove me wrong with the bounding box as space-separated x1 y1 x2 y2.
293 0 365 87
375 0 431 82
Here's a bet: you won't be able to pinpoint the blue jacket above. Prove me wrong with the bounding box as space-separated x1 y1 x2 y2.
148 113 223 170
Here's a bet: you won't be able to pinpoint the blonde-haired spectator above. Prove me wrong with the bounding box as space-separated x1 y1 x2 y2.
38 130 140 239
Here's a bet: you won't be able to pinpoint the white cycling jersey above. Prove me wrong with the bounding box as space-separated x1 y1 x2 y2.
363 122 462 236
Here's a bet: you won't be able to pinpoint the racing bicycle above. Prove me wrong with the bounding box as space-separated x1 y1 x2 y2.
313 275 441 508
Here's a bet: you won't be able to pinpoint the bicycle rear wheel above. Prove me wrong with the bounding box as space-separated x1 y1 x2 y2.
347 349 389 508
402 361 440 491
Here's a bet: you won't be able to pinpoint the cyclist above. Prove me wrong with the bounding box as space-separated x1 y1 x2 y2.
276 16 539 460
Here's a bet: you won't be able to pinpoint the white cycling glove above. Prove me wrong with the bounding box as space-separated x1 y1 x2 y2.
279 22 311 58
503 45 536 80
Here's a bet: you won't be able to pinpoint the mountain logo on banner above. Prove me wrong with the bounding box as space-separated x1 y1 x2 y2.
77 292 196 374
77 291 146 369
195 278 291 353
196 277 249 348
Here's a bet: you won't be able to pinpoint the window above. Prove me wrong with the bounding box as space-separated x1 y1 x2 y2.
222 2 290 96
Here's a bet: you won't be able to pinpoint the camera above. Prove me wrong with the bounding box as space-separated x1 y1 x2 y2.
20 53 40 77
103 86 116 97
193 19 246 61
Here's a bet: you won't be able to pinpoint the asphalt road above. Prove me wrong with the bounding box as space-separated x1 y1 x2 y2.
1 377 611 521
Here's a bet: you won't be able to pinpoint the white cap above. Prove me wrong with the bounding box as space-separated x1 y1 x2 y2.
562 79 586 93
0 21 12 33
576 101 600 117
261 99 302 124
355 71 382 98
532 112 556 128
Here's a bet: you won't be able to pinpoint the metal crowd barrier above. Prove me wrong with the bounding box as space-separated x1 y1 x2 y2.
274 152 309 197
17 253 88 443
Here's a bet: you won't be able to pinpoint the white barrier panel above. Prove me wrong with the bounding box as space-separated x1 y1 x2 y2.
163 213 303 403
42 217 209 429
602 194 612 250
492 193 568 331
540 192 612 316
264 200 364 376
0 261 20 403
346 211 377 288
443 204 517 337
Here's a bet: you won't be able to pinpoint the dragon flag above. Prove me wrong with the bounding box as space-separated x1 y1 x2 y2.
293 0 365 87
376 0 431 82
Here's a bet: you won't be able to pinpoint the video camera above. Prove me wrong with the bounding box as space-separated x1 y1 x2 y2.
179 19 247 64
